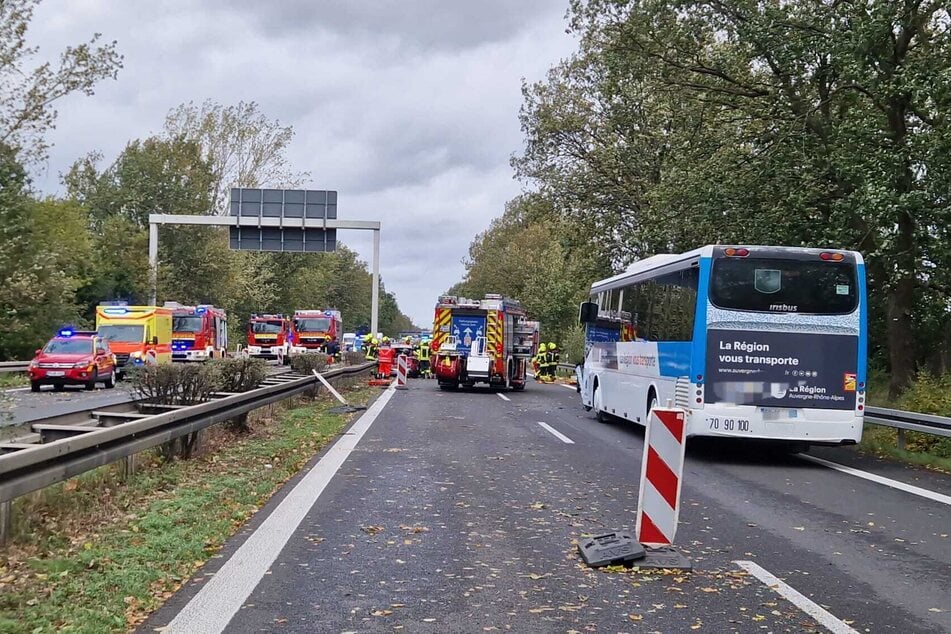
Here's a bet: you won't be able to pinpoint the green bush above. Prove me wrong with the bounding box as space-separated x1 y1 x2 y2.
345 351 365 366
289 354 329 374
132 363 221 405
213 357 268 393
894 372 951 458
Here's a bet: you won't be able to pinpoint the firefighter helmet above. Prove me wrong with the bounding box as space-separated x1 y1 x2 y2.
548 342 556 349
539 343 548 352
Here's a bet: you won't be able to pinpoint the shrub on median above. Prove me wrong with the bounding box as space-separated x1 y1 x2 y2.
894 371 951 458
289 354 329 374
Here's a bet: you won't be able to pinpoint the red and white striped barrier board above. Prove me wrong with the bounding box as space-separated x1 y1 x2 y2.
636 407 687 546
395 355 408 389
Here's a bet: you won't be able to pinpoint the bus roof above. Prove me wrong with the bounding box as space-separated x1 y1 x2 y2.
590 245 862 295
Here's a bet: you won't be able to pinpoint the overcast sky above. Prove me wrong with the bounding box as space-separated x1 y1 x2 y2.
29 0 577 328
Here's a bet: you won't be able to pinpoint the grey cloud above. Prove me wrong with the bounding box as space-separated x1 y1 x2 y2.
209 0 566 52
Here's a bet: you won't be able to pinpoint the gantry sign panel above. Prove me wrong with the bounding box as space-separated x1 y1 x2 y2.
228 188 337 253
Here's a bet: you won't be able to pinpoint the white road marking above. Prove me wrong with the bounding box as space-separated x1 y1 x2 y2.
537 421 574 444
798 454 951 507
3 387 29 393
164 387 397 634
496 393 511 402
735 560 859 634
559 383 575 391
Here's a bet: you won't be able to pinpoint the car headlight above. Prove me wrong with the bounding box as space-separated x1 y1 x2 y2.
74 361 89 369
130 351 142 359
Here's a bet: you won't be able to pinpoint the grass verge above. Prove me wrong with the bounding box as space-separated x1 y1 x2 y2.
0 374 28 390
860 370 951 473
859 424 951 474
0 382 380 633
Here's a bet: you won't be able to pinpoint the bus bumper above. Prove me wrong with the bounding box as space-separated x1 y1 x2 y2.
686 405 863 444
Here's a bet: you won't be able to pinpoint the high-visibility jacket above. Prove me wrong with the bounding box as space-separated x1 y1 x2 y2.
418 344 430 361
365 344 378 361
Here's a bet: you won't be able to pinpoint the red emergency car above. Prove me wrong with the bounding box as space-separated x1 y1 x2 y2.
28 329 118 392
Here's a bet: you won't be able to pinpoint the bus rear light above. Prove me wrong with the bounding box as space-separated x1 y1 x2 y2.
724 248 749 257
857 404 864 411
696 397 703 403
820 252 844 261
696 374 703 381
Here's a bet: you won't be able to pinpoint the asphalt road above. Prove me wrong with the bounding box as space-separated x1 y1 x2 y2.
148 379 951 633
0 382 134 428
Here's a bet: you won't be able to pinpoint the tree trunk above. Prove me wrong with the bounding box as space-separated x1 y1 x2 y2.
886 277 915 398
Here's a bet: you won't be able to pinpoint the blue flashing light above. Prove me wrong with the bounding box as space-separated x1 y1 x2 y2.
102 307 129 315
196 306 207 314
58 328 75 338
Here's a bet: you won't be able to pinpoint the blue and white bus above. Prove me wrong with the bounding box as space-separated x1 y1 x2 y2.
576 245 867 446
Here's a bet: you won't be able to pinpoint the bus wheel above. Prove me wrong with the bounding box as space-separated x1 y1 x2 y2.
646 389 657 419
594 384 610 424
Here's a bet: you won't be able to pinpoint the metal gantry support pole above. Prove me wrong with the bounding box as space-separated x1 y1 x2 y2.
148 222 159 306
371 228 380 338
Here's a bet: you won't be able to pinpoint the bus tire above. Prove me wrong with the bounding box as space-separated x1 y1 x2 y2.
594 383 610 424
646 388 657 420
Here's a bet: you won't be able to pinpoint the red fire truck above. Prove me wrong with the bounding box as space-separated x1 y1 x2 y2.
290 309 343 355
431 294 536 391
167 302 228 362
246 313 292 361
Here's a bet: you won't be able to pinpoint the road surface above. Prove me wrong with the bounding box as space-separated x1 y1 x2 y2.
146 379 951 632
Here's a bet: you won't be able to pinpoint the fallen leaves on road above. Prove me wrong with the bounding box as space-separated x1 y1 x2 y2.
361 525 385 535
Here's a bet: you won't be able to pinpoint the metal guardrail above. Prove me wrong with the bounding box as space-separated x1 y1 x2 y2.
864 406 951 448
0 362 374 504
0 361 29 374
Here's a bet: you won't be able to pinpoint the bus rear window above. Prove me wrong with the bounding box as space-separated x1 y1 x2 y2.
711 257 858 314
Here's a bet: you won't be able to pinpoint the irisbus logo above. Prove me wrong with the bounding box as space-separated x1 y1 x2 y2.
769 303 798 312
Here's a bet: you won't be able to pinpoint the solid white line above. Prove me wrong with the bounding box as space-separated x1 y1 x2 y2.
3 387 29 393
164 387 397 634
496 392 511 402
798 454 951 507
537 421 575 444
735 560 859 634
559 383 575 391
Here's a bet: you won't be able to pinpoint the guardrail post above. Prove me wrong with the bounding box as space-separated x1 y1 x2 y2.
897 428 906 451
0 500 11 545
119 454 137 481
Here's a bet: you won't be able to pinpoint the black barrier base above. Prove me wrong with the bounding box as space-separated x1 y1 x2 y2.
632 546 693 571
327 405 368 414
577 532 646 568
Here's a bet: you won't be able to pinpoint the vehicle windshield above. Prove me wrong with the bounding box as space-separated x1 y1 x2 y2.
711 257 858 314
44 339 92 355
251 320 284 334
98 324 145 343
173 316 203 333
295 318 331 332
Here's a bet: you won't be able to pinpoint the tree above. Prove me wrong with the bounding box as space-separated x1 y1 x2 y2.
0 0 121 163
164 100 309 212
517 0 951 395
0 145 87 358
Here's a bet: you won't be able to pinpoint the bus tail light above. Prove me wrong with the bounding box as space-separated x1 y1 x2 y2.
820 252 844 261
724 248 749 257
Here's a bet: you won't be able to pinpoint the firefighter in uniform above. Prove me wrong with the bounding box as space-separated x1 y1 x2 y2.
365 337 379 362
547 342 560 381
417 336 432 378
534 343 547 380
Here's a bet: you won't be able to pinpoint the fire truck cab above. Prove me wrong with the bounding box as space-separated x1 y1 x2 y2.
290 309 343 355
246 314 292 361
431 294 536 391
166 302 228 362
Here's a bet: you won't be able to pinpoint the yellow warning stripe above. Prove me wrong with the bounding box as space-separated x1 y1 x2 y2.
487 310 501 358
432 307 451 349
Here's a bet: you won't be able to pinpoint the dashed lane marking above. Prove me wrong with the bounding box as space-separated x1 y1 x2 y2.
559 383 576 390
163 386 398 634
496 393 511 402
798 454 951 507
735 560 859 634
537 421 575 444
